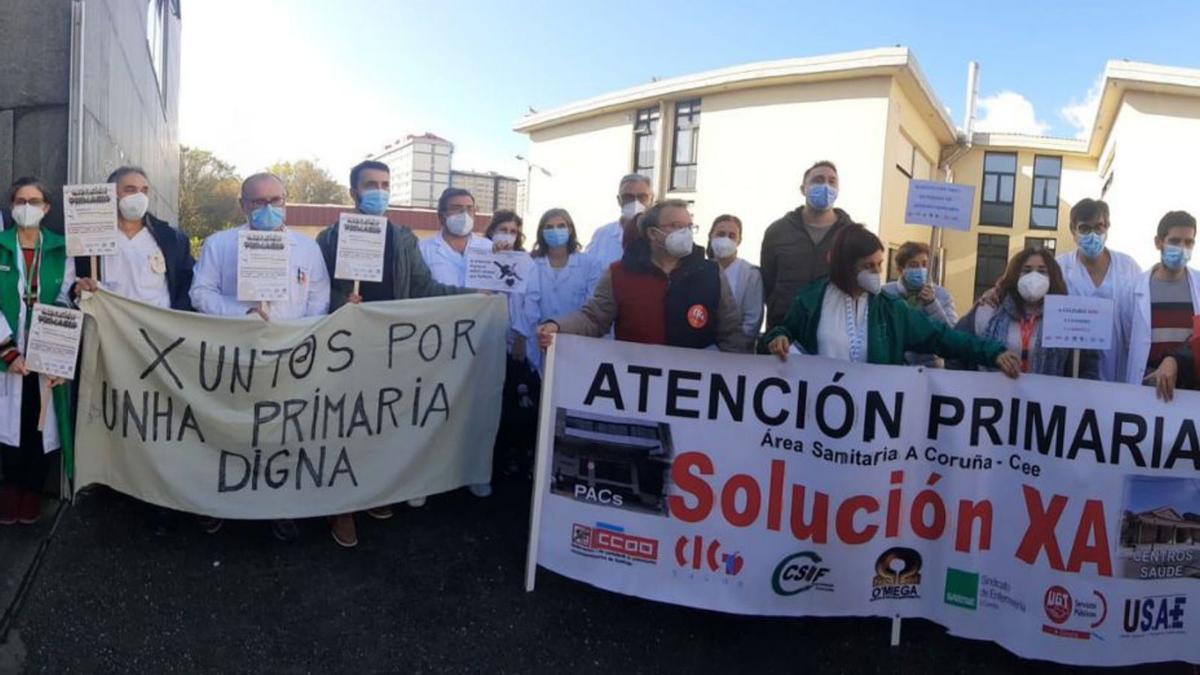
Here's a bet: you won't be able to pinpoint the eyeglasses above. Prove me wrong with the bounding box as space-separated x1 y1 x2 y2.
13 198 45 207
247 196 285 208
445 204 476 215
660 224 699 234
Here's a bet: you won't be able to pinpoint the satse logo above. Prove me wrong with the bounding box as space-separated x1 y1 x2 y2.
771 551 833 595
675 535 743 575
1122 595 1186 637
570 522 658 565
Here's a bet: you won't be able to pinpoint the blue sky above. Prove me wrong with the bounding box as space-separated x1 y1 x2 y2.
180 0 1200 186
1124 476 1200 515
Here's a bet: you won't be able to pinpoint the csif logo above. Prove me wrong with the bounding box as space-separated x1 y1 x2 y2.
771 551 833 595
675 535 743 575
1122 595 1186 637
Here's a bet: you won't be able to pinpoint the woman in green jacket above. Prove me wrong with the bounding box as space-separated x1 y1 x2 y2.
0 177 76 526
762 224 1021 377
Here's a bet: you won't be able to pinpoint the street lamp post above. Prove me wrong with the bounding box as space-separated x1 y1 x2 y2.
515 154 551 218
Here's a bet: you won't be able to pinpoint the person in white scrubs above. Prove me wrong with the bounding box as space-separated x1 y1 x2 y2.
529 208 604 372
705 214 762 343
585 173 654 270
1056 198 1141 382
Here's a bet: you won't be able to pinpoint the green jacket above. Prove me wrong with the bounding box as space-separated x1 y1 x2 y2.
760 278 1004 368
0 228 75 476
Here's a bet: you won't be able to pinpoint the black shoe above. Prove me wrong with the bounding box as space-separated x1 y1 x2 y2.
197 516 224 535
271 519 299 543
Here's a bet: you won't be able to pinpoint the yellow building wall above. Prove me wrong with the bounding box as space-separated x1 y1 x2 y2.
937 148 1096 309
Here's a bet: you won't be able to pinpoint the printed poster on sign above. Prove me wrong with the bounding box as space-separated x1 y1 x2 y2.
1042 295 1114 350
527 335 1200 668
237 230 290 302
334 213 387 282
24 303 84 380
62 183 119 257
465 249 532 293
904 180 975 232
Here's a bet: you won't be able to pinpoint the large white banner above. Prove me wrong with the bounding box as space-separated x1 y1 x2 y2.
75 291 507 519
529 335 1200 667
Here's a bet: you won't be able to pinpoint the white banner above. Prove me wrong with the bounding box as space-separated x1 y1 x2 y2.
528 335 1200 666
75 291 507 519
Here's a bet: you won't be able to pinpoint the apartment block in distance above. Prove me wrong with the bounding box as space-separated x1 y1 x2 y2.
369 133 453 209
449 169 520 214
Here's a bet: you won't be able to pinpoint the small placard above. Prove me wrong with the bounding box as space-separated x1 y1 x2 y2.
334 213 387 283
63 183 119 257
465 249 533 293
237 230 291 302
25 303 84 380
904 180 975 232
1042 295 1114 350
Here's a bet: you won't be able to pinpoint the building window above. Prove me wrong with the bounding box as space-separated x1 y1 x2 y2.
886 246 900 282
670 99 701 191
1025 236 1057 253
973 233 1010 301
146 0 168 99
980 152 1017 227
1102 172 1114 198
1030 155 1062 230
633 107 660 185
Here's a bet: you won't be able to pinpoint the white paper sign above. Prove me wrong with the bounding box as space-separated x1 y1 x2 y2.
1042 295 1114 350
237 230 290 302
62 183 119 257
904 180 975 232
466 249 533 293
334 213 387 282
25 304 84 380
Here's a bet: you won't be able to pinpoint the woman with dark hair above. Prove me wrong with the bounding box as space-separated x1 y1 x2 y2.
956 248 1099 378
762 224 1019 376
881 240 957 367
0 177 76 526
529 208 603 370
707 214 763 341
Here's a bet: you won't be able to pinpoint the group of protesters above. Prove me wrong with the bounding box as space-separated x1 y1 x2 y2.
0 157 1196 548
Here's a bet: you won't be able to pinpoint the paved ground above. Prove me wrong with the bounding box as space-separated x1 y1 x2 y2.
0 479 1192 674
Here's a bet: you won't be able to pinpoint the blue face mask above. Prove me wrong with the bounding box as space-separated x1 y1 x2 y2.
1162 244 1192 271
543 227 570 248
806 184 837 211
1077 232 1106 259
902 267 928 290
249 204 285 231
358 189 389 216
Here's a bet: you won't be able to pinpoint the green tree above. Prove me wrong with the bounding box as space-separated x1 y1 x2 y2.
268 159 351 205
178 145 243 241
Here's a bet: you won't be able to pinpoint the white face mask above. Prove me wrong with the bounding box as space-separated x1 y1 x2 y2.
491 232 517 247
1017 271 1050 302
710 236 738 260
118 192 150 221
12 204 45 229
663 227 694 258
621 200 646 220
856 270 882 295
445 211 474 236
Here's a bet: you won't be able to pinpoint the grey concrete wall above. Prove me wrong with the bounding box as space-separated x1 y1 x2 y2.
80 0 181 224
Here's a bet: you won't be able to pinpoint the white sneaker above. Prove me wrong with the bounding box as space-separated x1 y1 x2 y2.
469 483 492 498
407 497 426 507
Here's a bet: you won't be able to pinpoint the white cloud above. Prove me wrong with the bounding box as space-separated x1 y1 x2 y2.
1061 76 1104 140
973 91 1050 136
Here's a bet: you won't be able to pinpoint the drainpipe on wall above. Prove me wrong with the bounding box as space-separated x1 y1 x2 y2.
931 61 979 286
67 0 86 185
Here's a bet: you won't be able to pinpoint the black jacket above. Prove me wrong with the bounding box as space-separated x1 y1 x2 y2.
760 206 854 330
75 213 195 311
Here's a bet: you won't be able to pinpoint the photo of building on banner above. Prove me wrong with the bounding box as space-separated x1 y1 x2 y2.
527 335 1200 667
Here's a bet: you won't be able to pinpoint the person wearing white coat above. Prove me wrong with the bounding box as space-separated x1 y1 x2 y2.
1056 199 1142 382
529 208 604 372
706 214 763 342
0 177 76 526
1118 211 1200 396
585 173 654 270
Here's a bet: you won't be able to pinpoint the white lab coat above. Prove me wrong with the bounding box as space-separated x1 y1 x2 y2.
1117 266 1200 385
1057 249 1142 382
528 252 605 370
0 253 76 452
722 257 764 340
585 220 624 270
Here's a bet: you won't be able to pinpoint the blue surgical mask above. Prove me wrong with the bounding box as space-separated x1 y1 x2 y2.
1162 244 1192 271
543 228 570 248
806 184 837 211
902 267 928 290
249 204 285 231
1077 232 1106 259
358 189 389 216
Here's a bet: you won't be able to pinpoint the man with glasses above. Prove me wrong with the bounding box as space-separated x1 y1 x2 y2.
189 172 330 543
537 199 752 353
1056 198 1141 381
586 173 655 270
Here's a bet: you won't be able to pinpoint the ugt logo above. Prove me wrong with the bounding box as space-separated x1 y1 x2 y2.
675 535 743 575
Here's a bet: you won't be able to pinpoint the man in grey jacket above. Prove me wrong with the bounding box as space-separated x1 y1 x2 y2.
317 160 470 310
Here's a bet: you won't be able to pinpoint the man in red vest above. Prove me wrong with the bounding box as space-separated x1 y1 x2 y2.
537 199 751 352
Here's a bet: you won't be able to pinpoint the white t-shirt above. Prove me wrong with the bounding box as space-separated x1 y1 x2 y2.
103 227 171 308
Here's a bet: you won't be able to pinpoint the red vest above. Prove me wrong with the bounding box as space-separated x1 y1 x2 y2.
610 263 670 345
608 248 722 348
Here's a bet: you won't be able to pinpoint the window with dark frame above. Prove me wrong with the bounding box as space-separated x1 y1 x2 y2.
670 99 701 191
1024 236 1057 253
1030 155 1062 230
632 107 660 185
973 233 1010 301
147 0 168 100
980 152 1017 227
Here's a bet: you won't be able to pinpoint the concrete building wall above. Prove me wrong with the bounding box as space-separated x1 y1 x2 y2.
376 136 452 209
